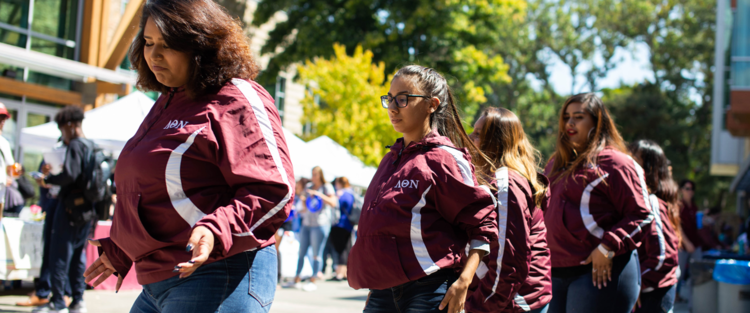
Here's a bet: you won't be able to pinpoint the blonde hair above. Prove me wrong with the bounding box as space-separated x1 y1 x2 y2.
474 107 548 207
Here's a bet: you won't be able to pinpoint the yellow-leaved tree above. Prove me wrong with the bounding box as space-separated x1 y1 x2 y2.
298 44 397 167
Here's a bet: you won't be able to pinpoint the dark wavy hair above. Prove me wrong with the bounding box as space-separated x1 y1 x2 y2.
129 0 259 98
548 93 628 183
629 139 682 244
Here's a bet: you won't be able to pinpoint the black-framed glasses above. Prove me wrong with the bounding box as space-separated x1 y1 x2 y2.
380 94 431 108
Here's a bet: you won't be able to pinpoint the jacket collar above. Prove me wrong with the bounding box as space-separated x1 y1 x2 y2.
389 129 454 154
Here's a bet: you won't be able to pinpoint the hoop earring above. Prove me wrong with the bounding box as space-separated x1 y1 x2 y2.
587 128 595 141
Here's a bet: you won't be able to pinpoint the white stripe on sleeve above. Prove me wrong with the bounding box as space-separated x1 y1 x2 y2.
231 78 293 236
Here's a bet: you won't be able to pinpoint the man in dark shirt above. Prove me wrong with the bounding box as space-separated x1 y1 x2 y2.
33 106 92 313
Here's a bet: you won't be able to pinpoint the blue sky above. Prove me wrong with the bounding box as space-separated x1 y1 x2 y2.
541 42 655 95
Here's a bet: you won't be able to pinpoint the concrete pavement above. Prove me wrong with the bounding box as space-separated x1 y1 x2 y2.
0 279 368 313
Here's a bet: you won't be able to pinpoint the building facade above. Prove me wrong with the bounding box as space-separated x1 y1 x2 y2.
716 0 750 212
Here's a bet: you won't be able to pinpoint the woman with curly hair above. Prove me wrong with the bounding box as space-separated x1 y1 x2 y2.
82 1 294 312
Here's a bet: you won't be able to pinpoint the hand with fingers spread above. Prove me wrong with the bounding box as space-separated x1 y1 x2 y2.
174 226 215 278
581 243 613 289
83 240 124 292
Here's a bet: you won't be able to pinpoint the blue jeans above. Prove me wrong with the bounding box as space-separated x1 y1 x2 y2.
49 200 92 308
296 225 329 277
364 269 458 313
635 284 676 313
130 245 278 313
549 250 641 313
530 303 550 313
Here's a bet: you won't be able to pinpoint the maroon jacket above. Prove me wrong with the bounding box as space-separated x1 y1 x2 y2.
544 148 652 267
638 195 680 292
466 168 551 313
97 79 294 285
679 200 702 249
512 202 552 311
347 131 498 290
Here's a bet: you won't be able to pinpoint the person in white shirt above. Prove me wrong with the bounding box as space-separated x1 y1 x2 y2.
0 102 16 215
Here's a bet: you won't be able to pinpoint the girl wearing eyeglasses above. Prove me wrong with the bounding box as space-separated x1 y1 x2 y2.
628 140 681 313
465 107 552 313
347 65 498 313
544 93 651 313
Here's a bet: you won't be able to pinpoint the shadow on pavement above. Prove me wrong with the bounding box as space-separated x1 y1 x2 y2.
337 295 368 301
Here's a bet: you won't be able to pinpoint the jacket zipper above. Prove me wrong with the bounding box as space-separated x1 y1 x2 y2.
371 145 410 208
131 89 176 148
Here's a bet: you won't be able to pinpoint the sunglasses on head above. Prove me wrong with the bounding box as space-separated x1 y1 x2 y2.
682 187 693 191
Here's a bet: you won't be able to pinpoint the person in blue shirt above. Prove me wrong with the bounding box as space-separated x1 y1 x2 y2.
329 177 356 281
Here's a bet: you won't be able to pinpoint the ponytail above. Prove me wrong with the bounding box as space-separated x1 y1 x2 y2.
393 65 493 184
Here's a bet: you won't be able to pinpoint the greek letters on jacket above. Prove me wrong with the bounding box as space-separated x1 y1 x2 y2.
98 79 295 285
347 131 498 290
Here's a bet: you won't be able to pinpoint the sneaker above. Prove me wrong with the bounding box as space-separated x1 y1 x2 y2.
31 303 68 313
68 301 87 313
16 295 49 307
294 282 303 290
302 282 318 292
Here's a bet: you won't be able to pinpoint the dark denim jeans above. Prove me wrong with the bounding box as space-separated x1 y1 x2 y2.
49 200 92 309
549 250 641 313
364 269 458 313
130 245 277 313
35 196 63 299
634 284 676 313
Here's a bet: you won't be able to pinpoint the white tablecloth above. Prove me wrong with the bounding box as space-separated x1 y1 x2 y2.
0 218 44 280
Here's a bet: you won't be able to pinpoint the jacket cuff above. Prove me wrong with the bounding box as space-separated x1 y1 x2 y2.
194 217 229 257
601 232 622 253
97 237 132 279
469 239 490 256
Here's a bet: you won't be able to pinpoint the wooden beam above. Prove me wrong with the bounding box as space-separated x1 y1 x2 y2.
96 82 130 95
101 0 144 69
98 0 111 67
0 77 82 106
80 0 103 65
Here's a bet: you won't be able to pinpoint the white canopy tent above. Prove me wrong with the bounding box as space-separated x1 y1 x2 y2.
303 136 377 188
20 92 156 157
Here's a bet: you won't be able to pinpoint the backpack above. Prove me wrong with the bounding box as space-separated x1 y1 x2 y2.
81 139 112 204
65 139 111 227
347 192 364 225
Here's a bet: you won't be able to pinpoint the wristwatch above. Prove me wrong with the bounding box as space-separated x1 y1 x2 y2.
597 244 614 259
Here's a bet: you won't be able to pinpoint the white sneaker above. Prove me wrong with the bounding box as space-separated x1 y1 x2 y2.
294 282 303 290
32 303 69 313
68 301 87 313
302 282 318 292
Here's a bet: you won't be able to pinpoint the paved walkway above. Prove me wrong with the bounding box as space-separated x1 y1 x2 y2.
0 279 368 313
0 281 691 313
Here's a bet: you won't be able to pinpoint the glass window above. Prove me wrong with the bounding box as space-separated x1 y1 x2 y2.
731 0 750 88
0 0 30 28
26 70 73 91
275 77 286 119
26 112 49 127
30 37 74 59
2 108 16 148
32 0 77 41
0 27 25 47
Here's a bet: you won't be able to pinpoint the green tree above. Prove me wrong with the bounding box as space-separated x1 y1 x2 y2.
252 0 525 113
297 44 396 166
